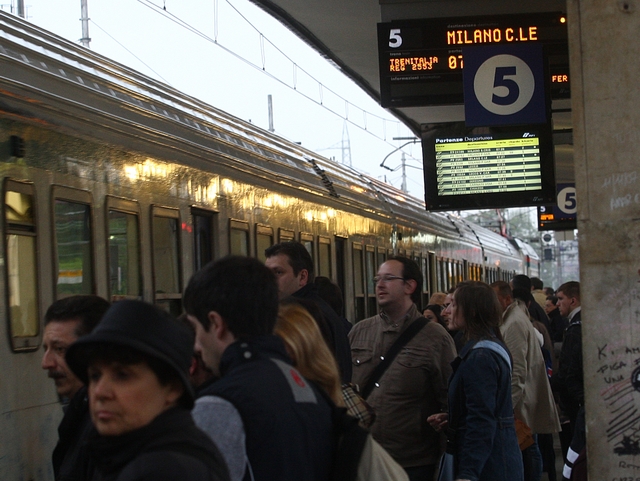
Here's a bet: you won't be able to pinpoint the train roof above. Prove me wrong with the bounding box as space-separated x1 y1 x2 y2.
0 10 530 261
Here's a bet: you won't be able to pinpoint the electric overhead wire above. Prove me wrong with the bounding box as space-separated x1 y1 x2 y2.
132 0 416 154
90 19 172 85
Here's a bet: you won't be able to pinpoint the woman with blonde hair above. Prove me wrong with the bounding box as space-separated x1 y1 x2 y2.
275 300 344 406
276 299 408 481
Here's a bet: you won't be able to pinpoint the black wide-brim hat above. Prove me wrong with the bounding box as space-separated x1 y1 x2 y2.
66 299 195 408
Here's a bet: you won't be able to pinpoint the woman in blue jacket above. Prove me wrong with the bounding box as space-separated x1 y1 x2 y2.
429 281 523 481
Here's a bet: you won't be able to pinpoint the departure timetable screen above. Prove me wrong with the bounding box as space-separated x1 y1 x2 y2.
435 135 541 196
378 12 569 107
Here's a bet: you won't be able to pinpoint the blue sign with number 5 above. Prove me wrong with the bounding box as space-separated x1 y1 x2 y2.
463 43 547 126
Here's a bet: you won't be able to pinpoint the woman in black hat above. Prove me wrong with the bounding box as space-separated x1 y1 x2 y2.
66 299 230 481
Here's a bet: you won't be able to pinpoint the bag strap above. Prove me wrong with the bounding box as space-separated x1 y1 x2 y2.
361 317 428 399
472 339 512 373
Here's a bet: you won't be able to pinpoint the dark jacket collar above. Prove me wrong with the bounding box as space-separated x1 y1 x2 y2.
292 283 316 299
218 335 292 377
88 407 222 476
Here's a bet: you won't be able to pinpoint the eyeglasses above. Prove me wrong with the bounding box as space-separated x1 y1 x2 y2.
372 275 405 284
442 303 451 310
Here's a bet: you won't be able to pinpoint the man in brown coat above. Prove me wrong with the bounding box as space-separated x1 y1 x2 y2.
349 256 455 481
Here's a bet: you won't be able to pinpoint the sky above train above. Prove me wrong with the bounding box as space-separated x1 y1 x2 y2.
5 0 423 197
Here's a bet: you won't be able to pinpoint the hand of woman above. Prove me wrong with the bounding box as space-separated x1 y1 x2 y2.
427 412 448 432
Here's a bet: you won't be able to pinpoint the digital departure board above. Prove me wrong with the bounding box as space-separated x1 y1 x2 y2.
422 122 556 211
378 12 569 107
436 136 542 195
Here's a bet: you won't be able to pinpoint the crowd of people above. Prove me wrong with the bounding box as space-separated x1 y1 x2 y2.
40 241 584 481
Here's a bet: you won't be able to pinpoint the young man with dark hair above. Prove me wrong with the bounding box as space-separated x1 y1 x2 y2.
349 256 455 481
265 241 351 382
550 281 584 479
41 295 110 481
184 256 334 481
551 281 583 432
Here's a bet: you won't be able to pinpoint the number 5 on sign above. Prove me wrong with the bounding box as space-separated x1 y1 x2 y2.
473 56 535 115
557 186 577 214
463 44 547 126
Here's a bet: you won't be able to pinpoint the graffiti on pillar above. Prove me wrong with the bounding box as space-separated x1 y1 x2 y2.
598 343 640 460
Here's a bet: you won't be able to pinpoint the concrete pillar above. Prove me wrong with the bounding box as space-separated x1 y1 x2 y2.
568 0 640 477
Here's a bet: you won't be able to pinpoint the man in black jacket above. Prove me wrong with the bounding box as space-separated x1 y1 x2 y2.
41 295 110 481
265 241 351 382
550 281 583 459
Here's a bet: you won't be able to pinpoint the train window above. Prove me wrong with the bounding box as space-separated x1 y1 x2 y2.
152 206 182 316
52 186 94 299
353 244 365 322
106 197 142 301
192 208 217 271
318 236 331 278
365 246 376 317
4 179 40 351
300 233 314 265
229 219 249 256
279 228 294 243
256 224 274 262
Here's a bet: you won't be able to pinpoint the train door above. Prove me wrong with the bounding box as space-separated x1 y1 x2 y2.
192 208 217 271
52 186 95 299
151 206 182 316
106 196 142 302
318 236 331 278
255 224 274 262
229 219 249 256
4 179 41 351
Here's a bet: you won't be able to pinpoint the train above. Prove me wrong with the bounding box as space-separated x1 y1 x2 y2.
0 11 539 480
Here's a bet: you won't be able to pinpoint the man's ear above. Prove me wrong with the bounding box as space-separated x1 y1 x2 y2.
298 268 309 287
404 278 417 296
208 311 229 341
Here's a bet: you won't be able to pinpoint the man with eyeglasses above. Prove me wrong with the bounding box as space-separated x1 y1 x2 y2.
349 256 456 481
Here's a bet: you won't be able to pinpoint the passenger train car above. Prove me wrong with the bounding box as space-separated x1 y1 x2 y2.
0 11 538 480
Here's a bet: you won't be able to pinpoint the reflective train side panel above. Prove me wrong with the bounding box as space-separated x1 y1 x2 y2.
0 11 535 479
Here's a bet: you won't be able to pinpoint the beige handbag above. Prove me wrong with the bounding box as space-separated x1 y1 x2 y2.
356 435 409 481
